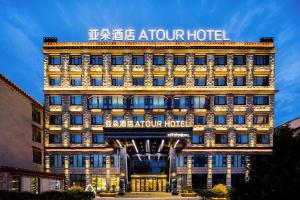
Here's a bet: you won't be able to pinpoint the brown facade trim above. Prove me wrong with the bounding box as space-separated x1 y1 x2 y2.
0 73 43 108
0 166 64 179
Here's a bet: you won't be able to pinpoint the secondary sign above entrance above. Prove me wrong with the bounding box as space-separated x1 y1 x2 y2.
88 28 230 42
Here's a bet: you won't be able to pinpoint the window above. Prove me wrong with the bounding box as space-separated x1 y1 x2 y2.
253 76 269 86
152 96 166 109
112 56 124 65
214 115 226 124
88 97 104 109
192 134 204 144
132 55 144 65
69 154 85 168
213 154 227 167
103 97 112 109
194 116 206 125
214 95 226 105
174 55 186 65
70 133 82 144
234 96 246 105
133 77 145 86
111 154 120 167
92 134 105 144
70 95 82 105
233 55 246 65
236 134 249 144
49 95 61 105
253 115 269 124
133 115 144 123
32 107 41 124
194 96 208 109
233 115 245 124
192 154 207 167
257 134 270 144
70 56 82 65
112 96 125 109
91 115 103 125
253 96 269 105
153 55 165 65
173 97 192 109
215 55 227 65
49 133 62 144
254 55 269 65
174 77 186 86
214 76 227 86
49 115 62 125
90 55 103 65
153 77 165 86
71 76 82 86
70 174 86 188
49 77 61 86
91 76 103 86
49 56 61 65
194 56 206 65
174 115 186 122
215 134 228 144
231 155 245 168
195 77 206 86
112 77 124 86
234 76 246 86
153 115 165 123
90 154 105 168
32 126 41 143
50 154 64 168
177 155 187 167
112 115 124 123
70 115 83 125
33 148 42 164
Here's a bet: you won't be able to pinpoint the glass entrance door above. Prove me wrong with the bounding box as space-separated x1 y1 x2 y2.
131 175 167 192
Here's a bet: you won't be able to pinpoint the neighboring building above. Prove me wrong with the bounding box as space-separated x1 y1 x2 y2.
43 37 275 192
276 117 300 136
0 74 64 193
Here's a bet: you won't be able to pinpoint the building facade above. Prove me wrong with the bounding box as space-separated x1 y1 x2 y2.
0 74 64 193
43 37 275 192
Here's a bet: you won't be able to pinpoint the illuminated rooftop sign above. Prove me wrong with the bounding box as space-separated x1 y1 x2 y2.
88 28 230 42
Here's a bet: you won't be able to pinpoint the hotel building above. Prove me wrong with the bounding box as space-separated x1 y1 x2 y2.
43 37 275 192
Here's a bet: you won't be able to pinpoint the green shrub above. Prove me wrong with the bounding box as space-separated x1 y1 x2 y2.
0 190 38 200
199 189 214 197
68 185 84 193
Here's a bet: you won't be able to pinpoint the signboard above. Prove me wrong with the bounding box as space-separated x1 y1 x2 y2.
88 28 230 42
105 120 193 128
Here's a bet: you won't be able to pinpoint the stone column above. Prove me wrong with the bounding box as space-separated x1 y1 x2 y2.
207 154 213 189
269 54 275 87
207 54 214 87
169 147 177 193
106 155 111 191
244 155 250 182
43 54 49 87
45 154 50 173
119 148 127 194
246 54 253 86
124 53 132 87
85 155 91 186
82 54 90 87
64 155 70 188
61 54 70 87
165 54 174 86
187 155 192 187
227 54 234 87
186 53 194 86
103 54 112 86
226 155 232 188
145 53 153 86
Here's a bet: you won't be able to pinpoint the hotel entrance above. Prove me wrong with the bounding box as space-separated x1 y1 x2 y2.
131 174 167 192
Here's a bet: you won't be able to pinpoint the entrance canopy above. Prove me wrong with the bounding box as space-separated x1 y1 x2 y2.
104 128 192 155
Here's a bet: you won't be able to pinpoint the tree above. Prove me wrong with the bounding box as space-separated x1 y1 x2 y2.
231 125 300 200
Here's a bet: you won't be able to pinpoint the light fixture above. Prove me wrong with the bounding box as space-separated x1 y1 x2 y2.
146 139 150 153
116 139 122 148
158 139 165 153
174 139 180 148
132 139 139 153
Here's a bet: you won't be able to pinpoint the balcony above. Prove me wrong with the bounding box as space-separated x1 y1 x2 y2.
90 65 103 73
132 65 145 72
47 65 61 73
69 65 82 72
49 105 62 112
69 105 83 112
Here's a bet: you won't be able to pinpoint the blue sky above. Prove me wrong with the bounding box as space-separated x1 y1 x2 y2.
0 0 299 126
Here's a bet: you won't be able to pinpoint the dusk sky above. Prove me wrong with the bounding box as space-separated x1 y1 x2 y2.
0 0 299 126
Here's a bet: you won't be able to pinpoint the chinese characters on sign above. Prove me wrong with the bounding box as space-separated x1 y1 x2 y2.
88 28 230 42
105 120 193 128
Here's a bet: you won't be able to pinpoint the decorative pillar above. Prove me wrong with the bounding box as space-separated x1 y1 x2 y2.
246 54 253 86
227 54 234 87
103 54 112 86
61 54 70 87
64 155 70 188
119 148 127 194
169 147 177 194
187 155 192 187
124 53 132 87
145 53 153 86
207 154 213 189
206 54 214 87
45 154 50 173
165 54 174 86
43 54 49 87
244 155 250 182
106 155 111 190
85 155 91 186
226 155 232 188
269 54 275 88
82 54 90 87
186 53 194 86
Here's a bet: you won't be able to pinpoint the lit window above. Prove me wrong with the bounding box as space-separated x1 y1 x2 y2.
49 95 61 105
233 115 245 124
234 76 246 86
69 154 85 167
91 76 103 86
236 134 249 144
92 134 105 144
215 55 227 65
233 96 246 105
194 116 206 125
49 56 61 65
153 55 165 65
174 55 186 65
112 77 124 86
214 115 226 124
70 133 82 144
153 77 165 86
194 56 206 65
70 95 82 105
112 56 124 65
70 76 82 86
70 56 82 65
214 95 226 105
233 55 246 65
49 77 61 86
214 76 227 86
90 55 103 65
132 55 144 65
133 77 145 86
192 134 204 144
91 115 103 125
70 115 83 125
174 77 186 86
212 154 227 167
195 77 206 86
